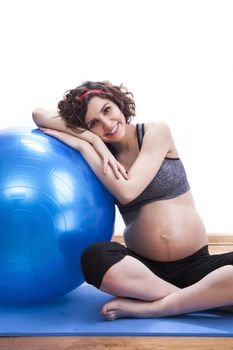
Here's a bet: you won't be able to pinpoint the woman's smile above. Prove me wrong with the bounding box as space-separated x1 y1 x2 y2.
105 122 119 136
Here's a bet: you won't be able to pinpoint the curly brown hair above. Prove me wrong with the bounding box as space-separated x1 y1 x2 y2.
57 81 136 131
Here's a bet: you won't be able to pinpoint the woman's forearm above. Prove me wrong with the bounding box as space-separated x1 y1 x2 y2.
32 107 97 145
39 129 128 203
32 108 66 131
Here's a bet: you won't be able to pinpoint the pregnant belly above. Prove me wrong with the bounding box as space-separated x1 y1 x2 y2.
123 198 207 261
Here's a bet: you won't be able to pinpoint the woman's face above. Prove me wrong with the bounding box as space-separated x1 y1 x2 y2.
85 97 126 143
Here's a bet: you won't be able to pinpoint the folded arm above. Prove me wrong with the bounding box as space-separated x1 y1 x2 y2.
32 108 128 179
39 122 172 205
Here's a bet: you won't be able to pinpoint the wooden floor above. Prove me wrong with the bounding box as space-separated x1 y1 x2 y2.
0 235 233 350
1 336 233 350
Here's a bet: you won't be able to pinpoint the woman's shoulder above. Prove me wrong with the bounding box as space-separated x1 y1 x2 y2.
142 121 178 158
143 120 170 129
143 121 172 141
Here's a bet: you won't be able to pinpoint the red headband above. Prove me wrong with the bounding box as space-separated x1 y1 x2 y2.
79 89 103 100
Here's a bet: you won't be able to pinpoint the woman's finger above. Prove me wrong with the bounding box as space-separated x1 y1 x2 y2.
118 164 128 180
103 157 108 175
108 159 120 179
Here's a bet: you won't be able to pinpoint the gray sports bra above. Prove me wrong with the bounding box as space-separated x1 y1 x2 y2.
116 123 190 214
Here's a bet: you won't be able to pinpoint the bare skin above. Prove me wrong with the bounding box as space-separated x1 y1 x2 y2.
84 98 233 320
100 265 233 320
123 192 207 262
33 95 233 320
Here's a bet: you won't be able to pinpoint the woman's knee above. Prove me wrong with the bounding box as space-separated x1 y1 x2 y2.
81 241 127 289
204 265 233 289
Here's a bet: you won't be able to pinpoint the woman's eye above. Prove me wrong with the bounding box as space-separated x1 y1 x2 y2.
90 120 98 128
104 106 111 114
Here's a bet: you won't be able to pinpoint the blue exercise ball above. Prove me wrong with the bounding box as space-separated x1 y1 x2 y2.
0 128 115 305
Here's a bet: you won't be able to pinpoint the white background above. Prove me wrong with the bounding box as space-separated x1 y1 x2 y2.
0 0 233 234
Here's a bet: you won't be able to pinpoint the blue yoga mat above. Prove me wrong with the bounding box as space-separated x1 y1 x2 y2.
0 285 233 337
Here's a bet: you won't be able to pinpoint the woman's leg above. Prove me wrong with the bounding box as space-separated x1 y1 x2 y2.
81 241 179 301
100 255 179 300
101 265 233 320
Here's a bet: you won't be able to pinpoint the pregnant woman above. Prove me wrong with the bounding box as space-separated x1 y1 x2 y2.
32 80 233 320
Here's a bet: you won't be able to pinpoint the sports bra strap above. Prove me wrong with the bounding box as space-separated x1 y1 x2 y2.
136 123 145 150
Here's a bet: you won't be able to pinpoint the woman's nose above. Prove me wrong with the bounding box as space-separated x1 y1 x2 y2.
102 117 114 130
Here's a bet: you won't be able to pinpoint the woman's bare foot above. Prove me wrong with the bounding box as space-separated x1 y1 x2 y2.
100 297 157 320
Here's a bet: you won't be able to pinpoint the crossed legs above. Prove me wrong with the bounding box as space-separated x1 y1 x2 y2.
99 256 233 320
81 242 233 320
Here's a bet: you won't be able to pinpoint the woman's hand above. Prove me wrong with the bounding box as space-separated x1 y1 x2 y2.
92 137 128 180
63 128 128 179
39 128 128 180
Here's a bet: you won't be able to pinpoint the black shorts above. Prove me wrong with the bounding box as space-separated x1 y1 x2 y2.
81 241 233 289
